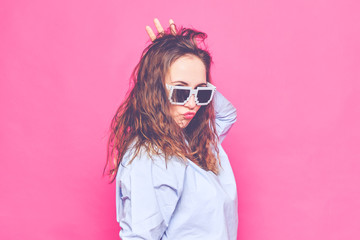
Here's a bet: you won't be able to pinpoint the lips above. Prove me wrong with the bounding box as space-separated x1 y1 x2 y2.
184 112 196 119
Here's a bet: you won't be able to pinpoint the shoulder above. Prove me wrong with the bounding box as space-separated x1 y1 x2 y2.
122 143 188 170
118 143 188 191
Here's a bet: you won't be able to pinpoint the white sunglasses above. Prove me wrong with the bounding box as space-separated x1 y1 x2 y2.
166 82 216 106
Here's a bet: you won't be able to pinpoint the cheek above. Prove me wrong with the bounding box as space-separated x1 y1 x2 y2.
169 105 181 118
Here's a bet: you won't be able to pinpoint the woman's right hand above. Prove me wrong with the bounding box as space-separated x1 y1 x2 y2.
145 18 177 42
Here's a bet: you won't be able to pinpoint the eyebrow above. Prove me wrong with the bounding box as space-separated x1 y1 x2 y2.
172 80 207 87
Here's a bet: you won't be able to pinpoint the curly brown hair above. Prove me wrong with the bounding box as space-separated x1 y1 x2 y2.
105 27 220 182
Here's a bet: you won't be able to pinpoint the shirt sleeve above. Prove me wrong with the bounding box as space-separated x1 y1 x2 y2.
116 151 187 240
213 91 237 143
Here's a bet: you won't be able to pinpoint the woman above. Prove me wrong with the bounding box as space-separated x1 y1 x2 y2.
105 19 238 239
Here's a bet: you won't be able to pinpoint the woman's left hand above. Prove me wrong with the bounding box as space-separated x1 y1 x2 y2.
145 18 177 42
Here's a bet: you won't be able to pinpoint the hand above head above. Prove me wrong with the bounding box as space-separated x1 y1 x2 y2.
145 18 177 42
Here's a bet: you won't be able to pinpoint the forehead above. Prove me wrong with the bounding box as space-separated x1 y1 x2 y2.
167 55 206 86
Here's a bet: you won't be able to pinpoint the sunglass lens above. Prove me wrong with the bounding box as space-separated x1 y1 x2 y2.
171 89 190 103
197 89 212 103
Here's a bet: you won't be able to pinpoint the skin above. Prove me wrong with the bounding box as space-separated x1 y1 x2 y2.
165 55 207 128
146 18 176 41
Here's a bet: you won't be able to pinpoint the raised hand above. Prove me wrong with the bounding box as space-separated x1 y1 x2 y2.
145 18 177 41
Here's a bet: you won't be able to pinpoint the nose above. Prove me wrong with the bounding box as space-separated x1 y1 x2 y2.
185 94 196 109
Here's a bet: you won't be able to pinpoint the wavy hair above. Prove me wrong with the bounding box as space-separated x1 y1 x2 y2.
105 27 220 182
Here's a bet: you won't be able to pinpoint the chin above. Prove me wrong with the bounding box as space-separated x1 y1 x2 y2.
177 119 190 128
179 123 188 128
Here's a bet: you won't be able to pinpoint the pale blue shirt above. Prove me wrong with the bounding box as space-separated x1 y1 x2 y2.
115 91 238 239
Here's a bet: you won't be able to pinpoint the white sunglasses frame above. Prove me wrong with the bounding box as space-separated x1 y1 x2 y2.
165 82 216 106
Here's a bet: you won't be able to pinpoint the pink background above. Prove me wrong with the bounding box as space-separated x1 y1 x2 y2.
1 0 359 239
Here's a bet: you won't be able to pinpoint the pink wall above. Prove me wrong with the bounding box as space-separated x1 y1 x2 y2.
1 0 359 239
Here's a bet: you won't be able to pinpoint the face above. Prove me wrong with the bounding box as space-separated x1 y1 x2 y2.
165 55 207 128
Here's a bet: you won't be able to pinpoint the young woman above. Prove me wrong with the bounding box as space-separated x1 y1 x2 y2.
106 19 238 240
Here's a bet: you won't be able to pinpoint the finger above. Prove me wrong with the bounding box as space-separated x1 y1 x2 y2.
169 19 177 35
146 25 156 41
154 18 164 34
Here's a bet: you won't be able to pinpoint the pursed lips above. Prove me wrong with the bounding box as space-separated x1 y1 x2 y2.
183 111 196 119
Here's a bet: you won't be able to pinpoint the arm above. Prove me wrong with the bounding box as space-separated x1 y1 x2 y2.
213 91 237 143
116 152 187 239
